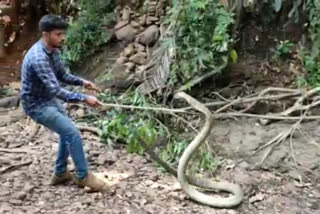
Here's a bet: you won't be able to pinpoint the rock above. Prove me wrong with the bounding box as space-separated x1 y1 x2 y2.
238 161 250 170
135 65 146 80
84 143 91 153
139 15 147 26
0 202 12 213
115 25 138 43
288 169 301 181
76 108 85 118
139 26 145 33
116 56 128 64
124 44 135 57
97 154 109 165
9 199 23 206
114 20 129 30
23 183 35 193
147 16 159 22
134 43 146 52
160 9 166 16
249 193 265 203
136 25 159 46
138 51 148 58
15 192 27 200
42 192 52 200
146 19 153 26
130 21 140 28
122 7 131 21
129 53 147 65
125 62 135 71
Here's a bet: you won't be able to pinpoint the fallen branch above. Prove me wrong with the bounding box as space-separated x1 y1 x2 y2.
259 87 320 125
0 160 32 174
76 125 102 136
253 106 310 166
176 63 227 93
215 112 320 121
0 148 34 154
99 102 189 114
214 87 301 113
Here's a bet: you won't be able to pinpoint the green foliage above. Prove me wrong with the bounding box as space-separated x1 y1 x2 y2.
61 0 115 63
100 111 159 154
276 40 295 57
48 0 79 15
168 0 234 84
98 91 164 154
272 40 295 62
96 90 218 172
301 0 320 86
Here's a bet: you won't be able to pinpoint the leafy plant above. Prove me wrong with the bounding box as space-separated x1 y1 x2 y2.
299 0 320 86
272 40 295 61
96 90 218 172
61 0 115 63
168 0 234 85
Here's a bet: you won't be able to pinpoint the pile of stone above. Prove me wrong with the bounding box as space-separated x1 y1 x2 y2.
113 0 166 79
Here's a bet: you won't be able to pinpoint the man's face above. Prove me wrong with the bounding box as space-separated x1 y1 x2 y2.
45 29 66 49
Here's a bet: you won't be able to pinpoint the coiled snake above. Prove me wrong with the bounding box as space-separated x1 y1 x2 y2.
174 92 243 208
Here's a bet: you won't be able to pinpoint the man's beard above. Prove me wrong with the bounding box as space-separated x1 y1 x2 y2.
52 44 62 49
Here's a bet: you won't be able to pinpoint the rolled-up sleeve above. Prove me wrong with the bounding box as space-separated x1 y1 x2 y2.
32 57 86 102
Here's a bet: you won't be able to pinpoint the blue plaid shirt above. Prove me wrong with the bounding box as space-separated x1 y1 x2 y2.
20 39 86 115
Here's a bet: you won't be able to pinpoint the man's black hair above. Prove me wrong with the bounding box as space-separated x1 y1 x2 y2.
39 15 68 32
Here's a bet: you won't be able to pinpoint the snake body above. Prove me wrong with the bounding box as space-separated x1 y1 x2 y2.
175 92 243 208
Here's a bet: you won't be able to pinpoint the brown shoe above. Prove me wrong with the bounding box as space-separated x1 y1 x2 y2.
75 172 107 192
50 171 73 185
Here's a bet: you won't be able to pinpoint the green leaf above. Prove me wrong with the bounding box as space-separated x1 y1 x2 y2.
230 49 238 63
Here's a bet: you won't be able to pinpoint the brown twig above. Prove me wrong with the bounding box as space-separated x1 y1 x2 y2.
76 125 102 136
0 160 32 174
99 102 189 114
254 105 311 166
0 148 34 154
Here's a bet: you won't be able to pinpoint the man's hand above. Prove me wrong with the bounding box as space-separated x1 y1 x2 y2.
84 95 103 107
83 80 100 92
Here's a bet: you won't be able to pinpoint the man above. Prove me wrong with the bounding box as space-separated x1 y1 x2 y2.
20 15 106 191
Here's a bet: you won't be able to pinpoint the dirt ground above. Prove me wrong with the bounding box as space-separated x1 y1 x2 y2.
209 119 320 214
1 108 320 214
0 111 230 214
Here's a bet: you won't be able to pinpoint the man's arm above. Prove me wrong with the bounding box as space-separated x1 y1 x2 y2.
33 57 86 102
55 54 85 86
55 54 100 91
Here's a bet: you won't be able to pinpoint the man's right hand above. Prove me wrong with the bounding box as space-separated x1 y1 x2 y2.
84 95 103 107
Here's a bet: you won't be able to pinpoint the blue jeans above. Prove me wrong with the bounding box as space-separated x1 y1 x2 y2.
29 100 88 180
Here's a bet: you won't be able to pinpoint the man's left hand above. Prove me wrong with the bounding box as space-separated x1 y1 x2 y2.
83 80 100 92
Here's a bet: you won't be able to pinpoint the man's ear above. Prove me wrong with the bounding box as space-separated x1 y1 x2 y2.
42 31 49 38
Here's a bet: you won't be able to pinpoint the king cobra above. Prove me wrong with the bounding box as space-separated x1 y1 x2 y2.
174 92 243 208
97 91 244 208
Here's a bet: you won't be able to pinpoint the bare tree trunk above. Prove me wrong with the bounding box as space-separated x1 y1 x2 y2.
0 21 7 57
